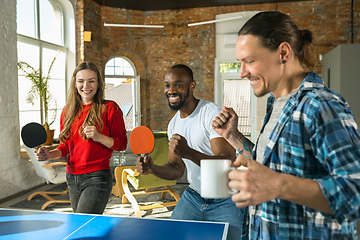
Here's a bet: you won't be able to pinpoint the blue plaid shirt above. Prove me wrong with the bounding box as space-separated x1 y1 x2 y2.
249 71 360 239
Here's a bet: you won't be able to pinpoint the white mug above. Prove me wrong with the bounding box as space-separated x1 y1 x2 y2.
201 159 248 199
200 159 233 199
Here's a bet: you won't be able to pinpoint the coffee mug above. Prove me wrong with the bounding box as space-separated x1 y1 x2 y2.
201 159 248 199
200 159 233 199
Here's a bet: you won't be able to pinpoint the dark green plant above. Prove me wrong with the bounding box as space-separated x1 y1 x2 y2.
18 50 61 130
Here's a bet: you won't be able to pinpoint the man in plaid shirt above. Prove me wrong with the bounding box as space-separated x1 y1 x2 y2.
212 11 360 239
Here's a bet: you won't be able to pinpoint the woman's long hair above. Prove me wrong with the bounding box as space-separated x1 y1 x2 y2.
238 11 315 70
59 61 105 142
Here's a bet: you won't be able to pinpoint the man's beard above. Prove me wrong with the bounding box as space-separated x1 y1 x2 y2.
167 89 190 111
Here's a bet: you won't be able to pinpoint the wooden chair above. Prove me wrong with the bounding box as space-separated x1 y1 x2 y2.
25 146 70 210
120 131 180 217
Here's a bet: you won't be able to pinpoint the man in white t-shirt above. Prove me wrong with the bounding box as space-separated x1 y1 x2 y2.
136 64 246 240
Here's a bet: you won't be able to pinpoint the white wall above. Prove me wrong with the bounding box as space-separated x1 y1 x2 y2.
0 0 44 200
322 44 360 124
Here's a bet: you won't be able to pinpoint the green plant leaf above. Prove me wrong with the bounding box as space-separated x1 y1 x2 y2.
18 49 62 129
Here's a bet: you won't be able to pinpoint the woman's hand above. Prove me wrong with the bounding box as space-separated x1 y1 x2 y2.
34 146 50 161
83 126 101 142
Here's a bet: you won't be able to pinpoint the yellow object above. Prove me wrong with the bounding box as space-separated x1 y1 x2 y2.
84 31 92 42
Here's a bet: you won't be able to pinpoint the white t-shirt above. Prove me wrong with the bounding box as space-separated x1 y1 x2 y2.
167 99 222 193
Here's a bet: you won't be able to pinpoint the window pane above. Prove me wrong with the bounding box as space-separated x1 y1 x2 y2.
123 66 135 75
105 66 114 75
17 41 39 69
42 48 65 135
20 111 41 130
18 75 41 111
220 62 241 73
114 57 124 66
48 79 66 107
106 58 115 67
104 57 136 130
17 0 36 38
105 79 134 131
48 79 65 135
39 0 63 45
114 66 123 75
223 79 251 136
105 59 116 75
42 48 65 80
121 104 133 116
104 78 126 90
106 57 135 76
18 42 40 113
51 110 61 138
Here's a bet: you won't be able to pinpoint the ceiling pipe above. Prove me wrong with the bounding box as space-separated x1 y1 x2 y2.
187 15 243 26
104 15 243 28
104 23 165 28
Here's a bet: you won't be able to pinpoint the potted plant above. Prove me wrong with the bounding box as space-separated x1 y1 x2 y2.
18 50 61 145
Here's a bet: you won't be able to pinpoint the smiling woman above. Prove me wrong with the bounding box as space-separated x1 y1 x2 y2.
75 69 99 105
34 61 127 215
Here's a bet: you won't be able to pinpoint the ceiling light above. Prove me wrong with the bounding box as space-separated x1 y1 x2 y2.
104 23 164 28
188 15 243 27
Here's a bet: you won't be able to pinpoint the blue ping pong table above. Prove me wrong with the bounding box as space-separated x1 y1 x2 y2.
0 208 228 240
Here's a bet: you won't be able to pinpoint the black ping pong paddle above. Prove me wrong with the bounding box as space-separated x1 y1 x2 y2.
21 122 47 149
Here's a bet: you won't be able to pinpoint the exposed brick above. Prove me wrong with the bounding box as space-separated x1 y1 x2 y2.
76 0 360 130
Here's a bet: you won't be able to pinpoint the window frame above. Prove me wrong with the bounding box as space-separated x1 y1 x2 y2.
104 56 138 131
105 56 137 79
17 0 75 142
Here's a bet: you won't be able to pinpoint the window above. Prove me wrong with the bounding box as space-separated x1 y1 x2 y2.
219 62 252 136
223 78 251 136
39 0 63 45
219 62 241 73
121 104 133 116
215 11 262 143
17 0 75 142
104 57 137 131
105 57 135 76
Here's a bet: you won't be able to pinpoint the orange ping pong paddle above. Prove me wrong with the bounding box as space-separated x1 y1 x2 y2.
129 126 155 157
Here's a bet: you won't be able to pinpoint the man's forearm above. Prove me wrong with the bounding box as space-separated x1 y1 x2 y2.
279 173 333 214
181 148 233 166
151 163 184 180
224 130 254 156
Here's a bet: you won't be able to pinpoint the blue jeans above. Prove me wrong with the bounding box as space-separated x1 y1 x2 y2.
66 169 112 214
171 186 246 240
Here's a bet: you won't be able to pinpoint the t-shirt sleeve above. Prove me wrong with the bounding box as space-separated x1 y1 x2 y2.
206 102 222 140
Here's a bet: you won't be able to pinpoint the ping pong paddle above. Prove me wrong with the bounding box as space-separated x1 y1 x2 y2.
21 122 47 149
129 126 155 157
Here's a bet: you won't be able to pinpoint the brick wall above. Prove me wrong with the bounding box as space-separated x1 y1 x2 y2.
76 0 103 69
77 0 360 131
